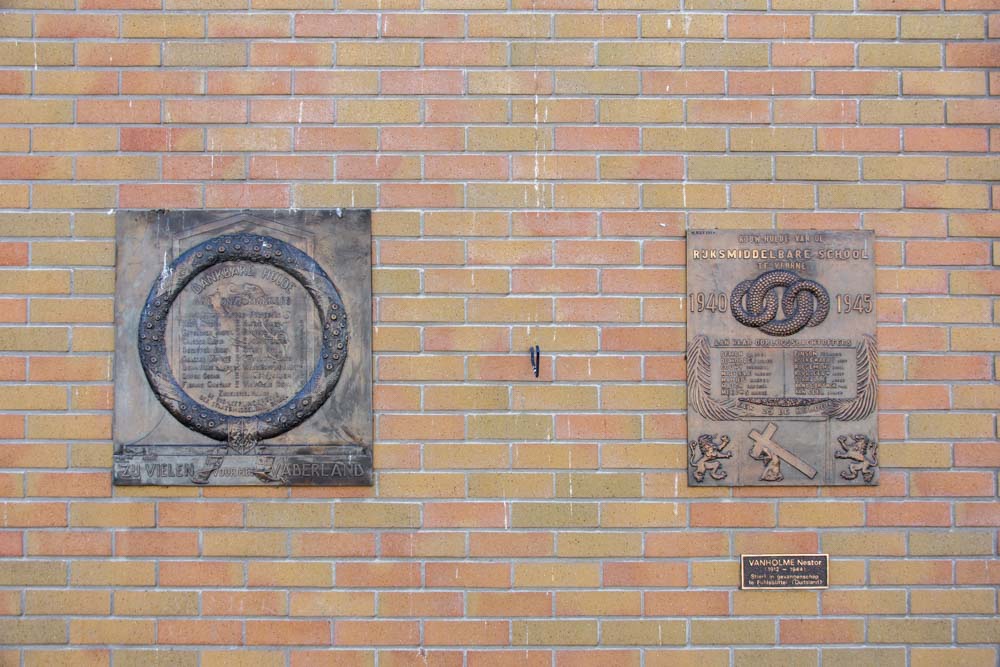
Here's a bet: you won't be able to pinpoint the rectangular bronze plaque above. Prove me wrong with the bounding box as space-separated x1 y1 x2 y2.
741 554 829 589
114 210 373 486
686 229 877 486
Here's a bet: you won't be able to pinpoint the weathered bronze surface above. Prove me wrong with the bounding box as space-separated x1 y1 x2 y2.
114 210 373 486
741 554 829 589
686 229 877 486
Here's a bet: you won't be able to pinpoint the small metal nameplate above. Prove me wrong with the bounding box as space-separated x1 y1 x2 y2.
686 229 878 487
741 554 829 589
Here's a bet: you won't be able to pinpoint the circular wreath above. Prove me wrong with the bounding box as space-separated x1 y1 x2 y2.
137 233 348 443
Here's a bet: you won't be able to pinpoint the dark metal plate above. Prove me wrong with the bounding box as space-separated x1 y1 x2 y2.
114 210 372 486
686 230 878 486
741 554 829 589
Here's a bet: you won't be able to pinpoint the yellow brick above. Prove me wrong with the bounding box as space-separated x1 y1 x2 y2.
555 15 637 38
512 42 594 67
513 326 598 352
910 530 994 556
956 618 1000 644
248 502 330 528
469 127 552 152
34 242 115 267
557 532 642 557
203 532 288 557
692 619 775 645
123 14 206 38
0 327 68 352
952 328 1000 351
733 590 818 616
901 15 985 39
556 590 641 616
71 561 155 586
556 473 644 500
338 42 420 66
512 620 598 646
0 213 70 237
425 444 509 470
34 185 117 210
779 502 864 527
0 99 72 123
0 14 31 37
337 99 420 124
294 184 377 208
379 472 465 498
71 619 155 645
556 70 639 95
864 157 947 181
555 183 637 209
0 385 65 410
732 128 815 152
686 42 768 66
644 127 726 152
602 620 686 645
869 619 951 644
907 298 991 323
690 156 772 181
819 185 902 209
641 14 724 38
24 649 117 667
510 502 598 528
164 41 245 66
860 43 942 68
74 270 116 295
732 184 815 210
514 562 600 588
334 502 420 528
644 184 727 208
31 298 112 324
950 157 1000 181
733 649 818 667
600 99 683 124
512 386 597 411
34 128 118 152
815 15 897 38
115 591 198 616
861 100 944 125
599 43 681 66
249 561 332 588
909 413 994 439
426 385 510 411
913 589 995 614
70 502 153 527
777 156 858 181
879 443 951 468
77 156 159 181
469 414 553 440
28 414 110 440
72 327 114 352
0 619 66 645
822 649 905 667
822 589 907 615
469 472 552 498
0 270 70 294
913 649 998 667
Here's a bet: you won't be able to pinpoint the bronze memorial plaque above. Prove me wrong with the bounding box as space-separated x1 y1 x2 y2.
114 210 373 486
686 229 877 486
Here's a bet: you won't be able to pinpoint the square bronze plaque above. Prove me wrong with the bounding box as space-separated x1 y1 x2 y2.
114 210 373 486
686 229 878 486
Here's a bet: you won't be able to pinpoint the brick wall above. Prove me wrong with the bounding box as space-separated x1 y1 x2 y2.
1 0 998 664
